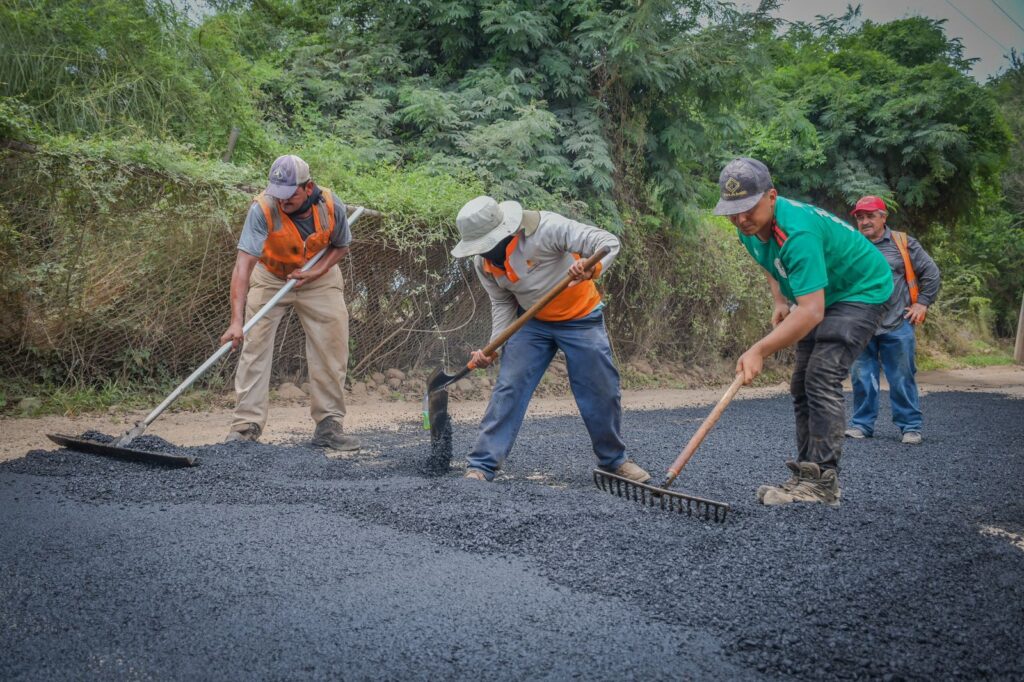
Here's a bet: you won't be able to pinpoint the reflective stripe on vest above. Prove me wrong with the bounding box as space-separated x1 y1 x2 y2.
254 189 336 279
890 230 919 305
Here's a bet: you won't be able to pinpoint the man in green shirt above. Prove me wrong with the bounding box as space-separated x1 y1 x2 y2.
713 158 893 507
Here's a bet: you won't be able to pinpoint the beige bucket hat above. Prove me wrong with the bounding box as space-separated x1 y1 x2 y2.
451 195 524 258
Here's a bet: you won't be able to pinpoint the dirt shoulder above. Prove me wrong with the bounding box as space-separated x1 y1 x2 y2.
2 365 1021 463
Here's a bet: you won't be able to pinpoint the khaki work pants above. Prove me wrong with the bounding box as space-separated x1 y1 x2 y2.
231 263 349 432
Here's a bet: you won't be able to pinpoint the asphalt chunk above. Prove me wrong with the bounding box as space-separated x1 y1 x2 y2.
2 390 1022 680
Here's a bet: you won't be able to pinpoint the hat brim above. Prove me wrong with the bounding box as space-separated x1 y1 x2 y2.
266 182 297 200
451 201 524 258
713 192 764 216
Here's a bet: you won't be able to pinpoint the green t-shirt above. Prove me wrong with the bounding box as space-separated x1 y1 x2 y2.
737 196 893 307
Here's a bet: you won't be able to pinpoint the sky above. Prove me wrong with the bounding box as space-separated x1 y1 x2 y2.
745 0 1024 80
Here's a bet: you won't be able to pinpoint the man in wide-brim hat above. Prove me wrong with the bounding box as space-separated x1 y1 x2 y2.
451 195 650 483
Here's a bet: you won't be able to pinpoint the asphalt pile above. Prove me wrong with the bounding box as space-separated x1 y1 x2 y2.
1 390 1022 680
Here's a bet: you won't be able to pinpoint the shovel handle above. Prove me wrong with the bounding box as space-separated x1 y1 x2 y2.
471 247 610 367
663 373 744 486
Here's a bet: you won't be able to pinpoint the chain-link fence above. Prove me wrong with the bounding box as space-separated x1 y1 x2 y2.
0 145 499 391
0 144 769 399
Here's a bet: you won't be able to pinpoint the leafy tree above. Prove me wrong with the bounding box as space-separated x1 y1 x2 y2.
743 15 1011 234
0 0 273 160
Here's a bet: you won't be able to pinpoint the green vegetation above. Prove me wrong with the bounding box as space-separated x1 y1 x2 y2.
0 0 1020 415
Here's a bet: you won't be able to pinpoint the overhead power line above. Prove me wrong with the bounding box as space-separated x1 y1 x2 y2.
943 0 1010 52
990 0 1024 35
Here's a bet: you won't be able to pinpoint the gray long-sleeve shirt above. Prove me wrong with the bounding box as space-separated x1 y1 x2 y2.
474 211 620 342
872 227 941 334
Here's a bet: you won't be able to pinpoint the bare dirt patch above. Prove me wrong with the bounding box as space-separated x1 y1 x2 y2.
2 365 1020 463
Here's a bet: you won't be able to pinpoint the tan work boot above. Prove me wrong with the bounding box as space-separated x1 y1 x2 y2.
225 423 261 443
464 469 488 481
756 460 801 503
614 459 652 484
901 431 922 445
311 418 360 452
761 462 841 508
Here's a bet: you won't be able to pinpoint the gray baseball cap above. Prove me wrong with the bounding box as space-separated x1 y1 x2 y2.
713 157 774 216
265 154 311 200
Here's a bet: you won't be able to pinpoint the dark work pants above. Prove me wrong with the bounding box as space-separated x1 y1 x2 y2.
791 302 885 472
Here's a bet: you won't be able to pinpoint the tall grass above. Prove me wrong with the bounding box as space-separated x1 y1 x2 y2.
0 0 273 161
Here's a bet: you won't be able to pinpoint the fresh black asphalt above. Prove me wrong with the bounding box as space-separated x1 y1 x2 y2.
1 390 1022 680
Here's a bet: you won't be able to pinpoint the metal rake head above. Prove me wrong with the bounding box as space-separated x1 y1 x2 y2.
592 470 730 522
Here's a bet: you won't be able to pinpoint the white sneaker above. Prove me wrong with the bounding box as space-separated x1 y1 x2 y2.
844 427 868 439
901 431 923 445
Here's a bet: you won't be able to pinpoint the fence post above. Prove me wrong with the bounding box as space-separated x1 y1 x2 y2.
1015 289 1024 364
221 126 240 163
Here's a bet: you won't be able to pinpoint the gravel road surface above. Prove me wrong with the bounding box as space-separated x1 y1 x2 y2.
1 390 1022 680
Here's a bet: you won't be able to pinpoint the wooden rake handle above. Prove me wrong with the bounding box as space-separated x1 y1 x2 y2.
472 247 610 365
663 373 744 488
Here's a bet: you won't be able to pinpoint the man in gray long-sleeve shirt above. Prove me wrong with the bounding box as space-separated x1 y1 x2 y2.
450 195 651 483
845 196 941 444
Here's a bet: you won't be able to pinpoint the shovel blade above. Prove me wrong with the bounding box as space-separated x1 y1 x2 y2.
427 369 460 394
422 368 455 475
46 433 197 468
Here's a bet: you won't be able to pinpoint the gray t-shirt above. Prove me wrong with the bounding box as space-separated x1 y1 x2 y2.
237 192 352 257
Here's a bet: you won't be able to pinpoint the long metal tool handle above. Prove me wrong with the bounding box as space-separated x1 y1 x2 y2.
128 206 367 436
661 373 744 489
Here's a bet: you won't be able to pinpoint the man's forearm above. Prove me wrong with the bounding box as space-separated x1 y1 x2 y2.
766 271 788 307
311 246 348 275
229 271 250 326
754 305 822 357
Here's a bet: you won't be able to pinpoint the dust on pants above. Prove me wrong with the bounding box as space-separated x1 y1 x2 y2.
790 301 884 471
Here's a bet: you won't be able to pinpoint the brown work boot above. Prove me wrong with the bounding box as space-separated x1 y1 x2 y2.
225 423 261 443
614 459 652 484
756 460 800 503
464 468 488 481
311 418 360 452
761 462 841 508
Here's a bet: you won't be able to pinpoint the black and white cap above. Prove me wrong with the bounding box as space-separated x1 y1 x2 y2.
713 157 774 216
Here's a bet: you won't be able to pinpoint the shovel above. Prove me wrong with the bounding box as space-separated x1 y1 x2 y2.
421 247 609 473
592 373 742 521
47 206 368 467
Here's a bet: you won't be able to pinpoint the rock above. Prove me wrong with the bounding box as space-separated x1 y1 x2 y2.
301 382 312 395
387 378 402 390
350 382 368 398
385 368 406 381
18 397 41 413
455 379 474 393
277 382 306 400
549 361 567 376
371 372 386 385
476 377 492 389
407 379 426 393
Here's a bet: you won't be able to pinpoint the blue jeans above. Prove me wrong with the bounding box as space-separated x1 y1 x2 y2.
467 309 626 479
849 320 923 435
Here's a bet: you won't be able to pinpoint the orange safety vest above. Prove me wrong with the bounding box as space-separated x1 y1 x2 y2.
254 189 337 279
480 234 604 322
890 230 919 305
